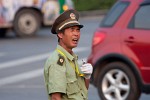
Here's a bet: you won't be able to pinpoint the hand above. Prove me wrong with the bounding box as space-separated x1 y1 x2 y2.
80 63 93 79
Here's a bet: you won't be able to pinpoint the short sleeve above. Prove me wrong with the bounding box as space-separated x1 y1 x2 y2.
47 64 66 94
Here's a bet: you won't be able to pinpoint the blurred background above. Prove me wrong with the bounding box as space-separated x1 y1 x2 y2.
0 0 116 38
0 0 116 100
1 0 150 100
74 0 116 11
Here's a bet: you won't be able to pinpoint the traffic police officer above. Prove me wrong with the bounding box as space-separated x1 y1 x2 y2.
44 9 93 100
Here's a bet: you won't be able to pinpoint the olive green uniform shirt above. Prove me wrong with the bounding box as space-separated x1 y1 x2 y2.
44 45 88 100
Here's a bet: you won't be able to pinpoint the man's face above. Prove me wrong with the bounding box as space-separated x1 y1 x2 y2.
59 26 81 49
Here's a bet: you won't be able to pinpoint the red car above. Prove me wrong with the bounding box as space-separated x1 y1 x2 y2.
88 0 150 99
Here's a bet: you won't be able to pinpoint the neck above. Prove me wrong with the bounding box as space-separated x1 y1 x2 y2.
59 43 73 54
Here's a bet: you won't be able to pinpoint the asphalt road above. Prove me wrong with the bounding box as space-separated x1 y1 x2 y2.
0 16 150 100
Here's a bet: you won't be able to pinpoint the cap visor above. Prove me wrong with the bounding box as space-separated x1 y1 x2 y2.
61 23 83 30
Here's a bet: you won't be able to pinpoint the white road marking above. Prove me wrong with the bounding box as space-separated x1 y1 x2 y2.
0 58 86 86
0 53 49 70
0 69 43 86
0 47 88 70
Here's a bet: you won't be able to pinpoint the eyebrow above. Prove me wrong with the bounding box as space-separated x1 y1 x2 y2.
70 26 80 29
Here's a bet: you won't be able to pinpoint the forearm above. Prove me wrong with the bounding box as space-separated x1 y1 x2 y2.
85 79 90 89
50 93 61 100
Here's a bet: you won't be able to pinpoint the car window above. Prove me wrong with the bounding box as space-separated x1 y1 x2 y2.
100 1 129 27
129 5 150 29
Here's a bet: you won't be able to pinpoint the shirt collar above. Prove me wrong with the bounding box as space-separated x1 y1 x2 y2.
56 45 78 61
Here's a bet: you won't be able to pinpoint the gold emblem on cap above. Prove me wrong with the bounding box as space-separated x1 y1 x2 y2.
70 13 76 19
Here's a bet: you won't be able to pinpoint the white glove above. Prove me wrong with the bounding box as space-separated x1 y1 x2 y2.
80 63 93 79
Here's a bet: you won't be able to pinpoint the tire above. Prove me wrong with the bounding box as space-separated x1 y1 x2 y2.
0 28 7 37
97 62 141 100
14 9 41 37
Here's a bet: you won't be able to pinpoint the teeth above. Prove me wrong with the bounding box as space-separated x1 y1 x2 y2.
73 39 77 41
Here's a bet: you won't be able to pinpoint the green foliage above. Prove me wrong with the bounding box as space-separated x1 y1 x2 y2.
73 0 117 11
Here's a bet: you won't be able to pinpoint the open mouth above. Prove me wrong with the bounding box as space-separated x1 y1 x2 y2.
72 38 78 44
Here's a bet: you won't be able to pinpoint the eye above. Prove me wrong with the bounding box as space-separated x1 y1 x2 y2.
70 27 75 32
77 28 80 32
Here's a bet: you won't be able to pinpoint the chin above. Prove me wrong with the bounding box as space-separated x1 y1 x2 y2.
72 44 78 48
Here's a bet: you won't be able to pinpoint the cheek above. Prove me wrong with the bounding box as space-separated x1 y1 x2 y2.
63 36 71 43
78 33 81 39
79 34 81 38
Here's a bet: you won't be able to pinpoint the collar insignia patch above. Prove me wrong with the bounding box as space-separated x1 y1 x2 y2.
57 54 65 66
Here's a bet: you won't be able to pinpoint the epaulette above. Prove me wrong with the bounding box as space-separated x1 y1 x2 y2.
57 54 65 66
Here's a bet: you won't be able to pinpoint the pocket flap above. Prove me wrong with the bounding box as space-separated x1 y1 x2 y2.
66 80 80 95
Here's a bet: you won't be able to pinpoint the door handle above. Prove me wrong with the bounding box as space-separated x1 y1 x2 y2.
124 36 134 43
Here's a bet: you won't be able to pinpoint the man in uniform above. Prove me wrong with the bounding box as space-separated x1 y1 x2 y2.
44 9 93 100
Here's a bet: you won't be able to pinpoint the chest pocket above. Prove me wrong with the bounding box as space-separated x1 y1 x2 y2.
66 78 80 98
65 62 81 98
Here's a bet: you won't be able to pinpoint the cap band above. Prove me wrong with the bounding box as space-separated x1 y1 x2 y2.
58 21 80 30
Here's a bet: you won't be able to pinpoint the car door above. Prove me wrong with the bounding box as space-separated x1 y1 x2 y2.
122 4 150 83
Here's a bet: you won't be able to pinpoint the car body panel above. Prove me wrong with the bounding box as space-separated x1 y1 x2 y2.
88 0 150 93
122 29 150 83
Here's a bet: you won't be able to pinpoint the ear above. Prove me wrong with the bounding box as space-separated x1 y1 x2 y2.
57 32 63 39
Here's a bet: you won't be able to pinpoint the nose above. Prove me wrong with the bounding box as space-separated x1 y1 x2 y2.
73 31 80 36
74 32 78 36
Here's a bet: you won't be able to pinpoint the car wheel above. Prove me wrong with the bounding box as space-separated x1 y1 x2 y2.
14 9 41 37
98 62 141 100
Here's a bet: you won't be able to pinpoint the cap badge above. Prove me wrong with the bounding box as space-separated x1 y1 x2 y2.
70 13 76 19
